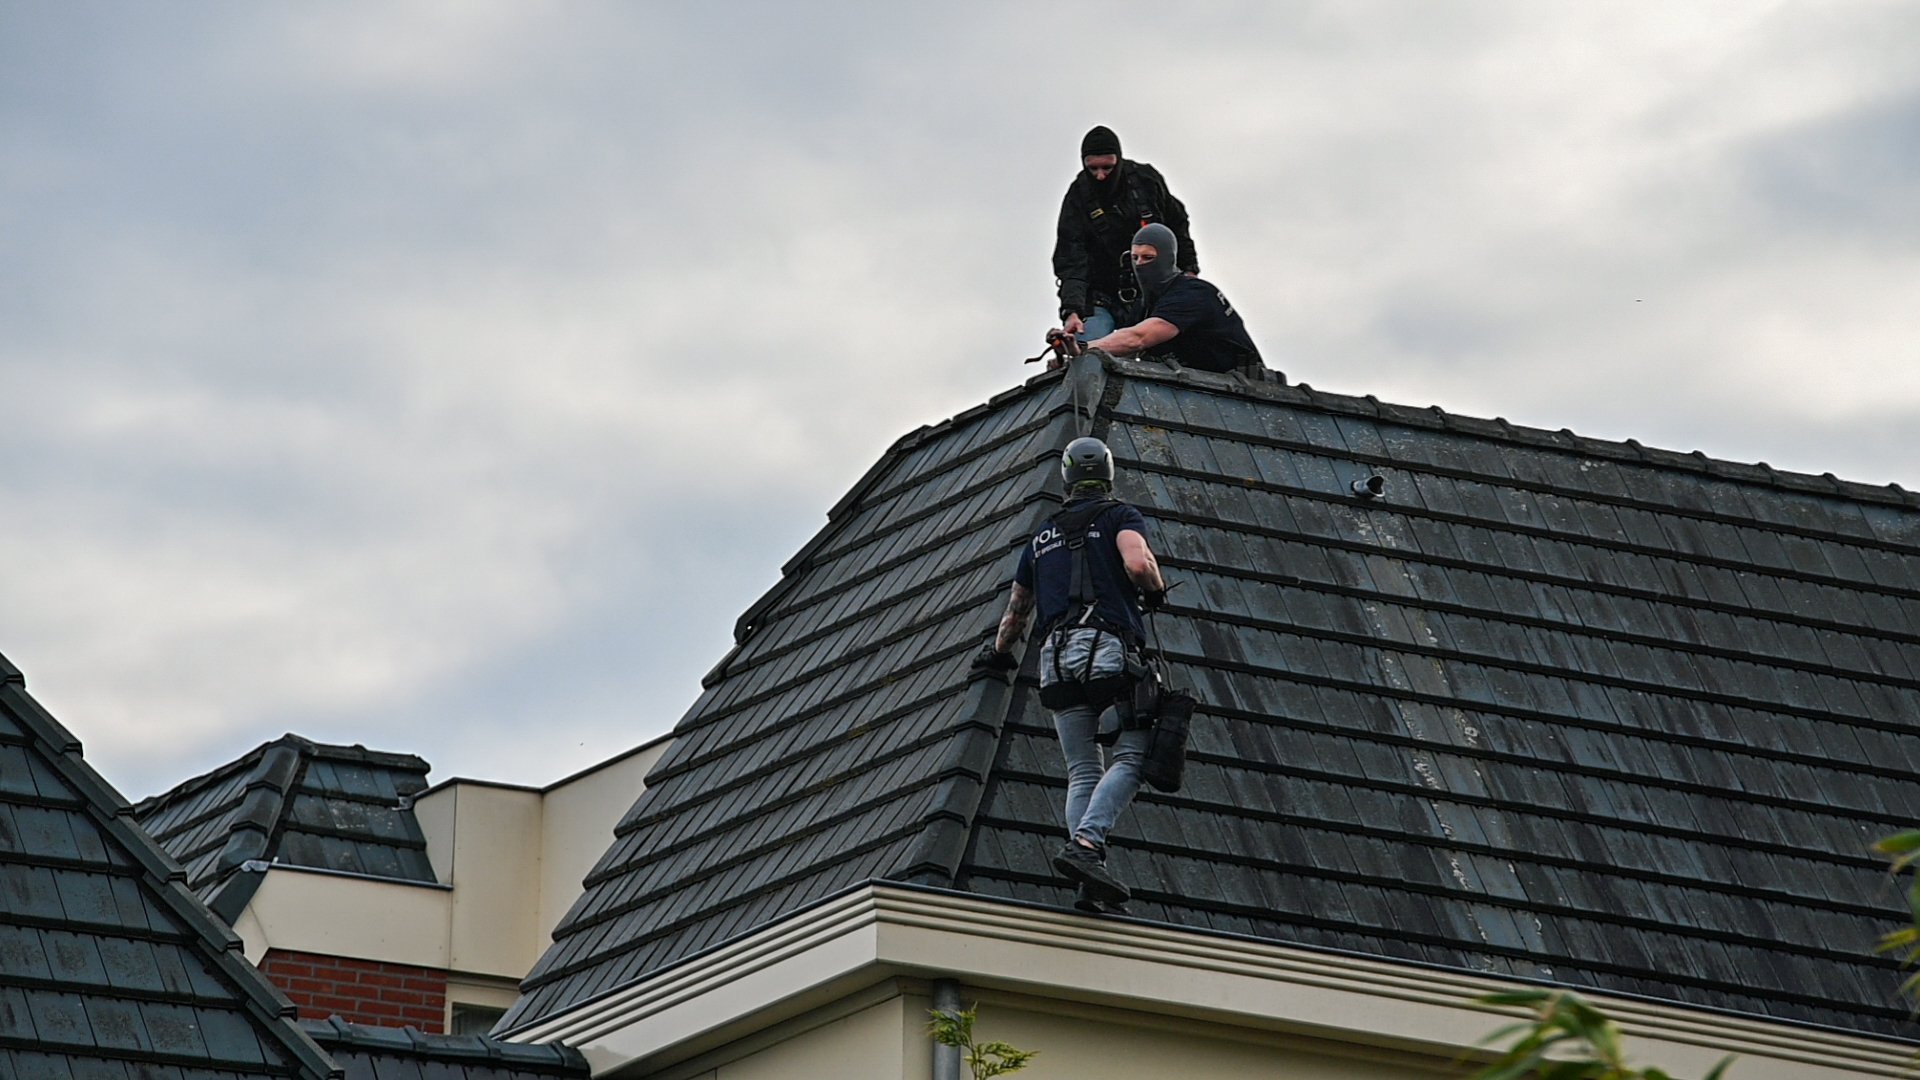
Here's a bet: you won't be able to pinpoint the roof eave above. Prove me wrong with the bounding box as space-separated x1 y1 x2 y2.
500 883 1913 1080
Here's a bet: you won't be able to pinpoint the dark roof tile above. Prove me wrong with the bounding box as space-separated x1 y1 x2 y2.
1 656 339 1080
132 736 434 917
303 1020 586 1080
506 359 1920 1043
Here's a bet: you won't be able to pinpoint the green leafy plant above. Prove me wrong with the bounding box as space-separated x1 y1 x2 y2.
1873 829 1920 1008
1468 989 1732 1080
926 1002 1037 1080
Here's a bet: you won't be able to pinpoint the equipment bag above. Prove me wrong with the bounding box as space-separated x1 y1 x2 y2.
1139 685 1195 793
1134 627 1195 793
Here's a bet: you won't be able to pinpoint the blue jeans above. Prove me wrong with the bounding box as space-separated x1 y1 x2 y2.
1053 702 1149 848
1075 306 1119 343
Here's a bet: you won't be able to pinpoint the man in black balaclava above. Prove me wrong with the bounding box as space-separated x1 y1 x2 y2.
1084 223 1267 377
1052 126 1199 343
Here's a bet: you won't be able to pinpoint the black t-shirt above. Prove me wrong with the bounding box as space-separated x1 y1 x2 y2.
1143 276 1262 373
1015 500 1150 641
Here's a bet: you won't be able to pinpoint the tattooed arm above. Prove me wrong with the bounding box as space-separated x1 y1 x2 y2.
993 582 1036 654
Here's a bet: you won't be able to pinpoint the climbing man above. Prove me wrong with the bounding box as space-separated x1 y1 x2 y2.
1085 222 1264 376
1053 126 1199 344
972 436 1169 911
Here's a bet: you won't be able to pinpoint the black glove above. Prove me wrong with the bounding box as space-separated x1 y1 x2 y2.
1139 586 1169 613
969 645 1018 676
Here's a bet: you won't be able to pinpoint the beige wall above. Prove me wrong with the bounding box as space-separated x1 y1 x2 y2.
952 989 1460 1080
407 736 667 980
538 740 668 937
239 736 668 1030
234 867 453 969
623 983 1465 1080
445 784 546 977
697 996 913 1080
610 978 1908 1080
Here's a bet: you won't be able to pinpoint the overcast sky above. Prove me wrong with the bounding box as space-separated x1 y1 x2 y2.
5 2 1918 799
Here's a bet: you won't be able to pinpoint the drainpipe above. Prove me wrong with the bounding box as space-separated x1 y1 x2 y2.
932 979 963 1080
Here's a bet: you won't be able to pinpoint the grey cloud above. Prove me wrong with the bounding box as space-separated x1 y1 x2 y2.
7 3 1920 797
1742 91 1920 246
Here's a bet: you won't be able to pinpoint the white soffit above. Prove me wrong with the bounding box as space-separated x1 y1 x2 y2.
507 884 1916 1079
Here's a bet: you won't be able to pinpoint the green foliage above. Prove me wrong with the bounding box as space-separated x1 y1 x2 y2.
1872 829 1920 1007
1467 989 1732 1080
927 1003 1037 1080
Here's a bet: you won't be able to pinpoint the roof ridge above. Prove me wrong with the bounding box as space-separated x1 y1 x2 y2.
1108 357 1920 508
134 734 431 816
304 739 432 772
1129 453 1920 598
203 734 313 919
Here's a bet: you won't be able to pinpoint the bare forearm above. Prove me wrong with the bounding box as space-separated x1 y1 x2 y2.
1088 317 1178 358
1127 550 1164 593
994 583 1035 653
1088 325 1153 357
1117 531 1164 592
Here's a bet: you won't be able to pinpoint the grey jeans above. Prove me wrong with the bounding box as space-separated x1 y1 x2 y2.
1053 702 1149 848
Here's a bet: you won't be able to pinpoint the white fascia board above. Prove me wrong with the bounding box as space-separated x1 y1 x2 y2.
508 885 1917 1079
514 888 885 1075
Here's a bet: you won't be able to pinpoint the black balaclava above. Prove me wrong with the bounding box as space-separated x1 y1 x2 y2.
1081 125 1122 159
1080 125 1123 189
1132 223 1181 301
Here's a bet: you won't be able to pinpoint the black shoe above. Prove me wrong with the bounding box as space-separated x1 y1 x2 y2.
1052 841 1131 904
1072 883 1129 915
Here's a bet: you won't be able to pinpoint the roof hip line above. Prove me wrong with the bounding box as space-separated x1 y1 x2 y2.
904 359 1116 887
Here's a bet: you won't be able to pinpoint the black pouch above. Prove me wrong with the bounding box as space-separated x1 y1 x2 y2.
1131 661 1163 721
1139 689 1194 793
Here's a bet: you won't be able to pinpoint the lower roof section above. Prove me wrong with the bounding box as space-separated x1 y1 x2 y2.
0 652 341 1080
505 882 1915 1080
134 733 436 919
303 1018 586 1080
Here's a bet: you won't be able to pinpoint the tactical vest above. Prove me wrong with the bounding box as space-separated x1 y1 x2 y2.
1084 169 1169 305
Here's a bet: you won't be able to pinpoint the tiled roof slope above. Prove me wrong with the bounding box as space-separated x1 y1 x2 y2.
502 375 1075 1028
0 651 342 1079
505 356 1920 1042
302 1019 586 1080
134 736 435 919
966 361 1920 1038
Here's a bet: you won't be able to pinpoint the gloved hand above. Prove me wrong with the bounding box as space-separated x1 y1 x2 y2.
1139 586 1169 613
969 645 1018 677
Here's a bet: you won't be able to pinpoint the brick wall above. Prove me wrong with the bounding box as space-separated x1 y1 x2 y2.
258 949 447 1032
